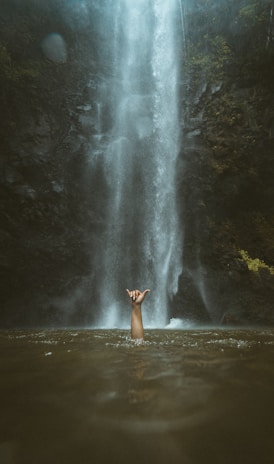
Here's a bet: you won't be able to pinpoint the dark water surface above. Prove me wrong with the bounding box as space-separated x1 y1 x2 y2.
1 329 274 464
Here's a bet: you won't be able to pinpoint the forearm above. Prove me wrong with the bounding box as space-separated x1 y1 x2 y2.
131 304 144 340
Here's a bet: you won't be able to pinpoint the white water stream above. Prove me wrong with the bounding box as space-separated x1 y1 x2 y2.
95 0 184 328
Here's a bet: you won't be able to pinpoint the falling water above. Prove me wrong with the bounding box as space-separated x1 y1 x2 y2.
95 0 184 328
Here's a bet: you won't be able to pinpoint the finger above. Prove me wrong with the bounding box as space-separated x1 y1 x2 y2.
142 289 150 298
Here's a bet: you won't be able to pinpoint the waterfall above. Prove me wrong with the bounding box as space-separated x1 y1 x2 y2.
94 0 184 328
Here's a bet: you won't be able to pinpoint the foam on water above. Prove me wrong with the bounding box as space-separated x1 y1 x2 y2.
166 318 194 329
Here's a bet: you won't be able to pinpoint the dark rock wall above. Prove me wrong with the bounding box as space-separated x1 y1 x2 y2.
174 0 274 325
1 0 274 327
0 0 107 326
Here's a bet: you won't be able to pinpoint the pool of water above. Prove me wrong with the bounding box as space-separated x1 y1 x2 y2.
1 328 274 464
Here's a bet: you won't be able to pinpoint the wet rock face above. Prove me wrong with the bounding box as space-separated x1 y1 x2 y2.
1 0 274 327
175 1 274 326
177 92 274 324
0 0 105 327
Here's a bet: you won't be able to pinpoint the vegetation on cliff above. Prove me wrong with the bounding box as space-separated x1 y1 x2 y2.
176 0 274 325
0 0 103 326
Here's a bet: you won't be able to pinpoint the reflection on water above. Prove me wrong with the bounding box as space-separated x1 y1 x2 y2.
1 329 274 463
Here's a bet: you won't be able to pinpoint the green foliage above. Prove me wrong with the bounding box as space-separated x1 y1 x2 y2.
0 42 40 84
240 249 274 275
239 4 257 20
0 43 13 80
186 34 232 79
184 0 271 84
238 1 268 27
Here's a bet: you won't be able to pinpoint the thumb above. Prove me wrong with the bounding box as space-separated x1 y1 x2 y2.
142 289 150 296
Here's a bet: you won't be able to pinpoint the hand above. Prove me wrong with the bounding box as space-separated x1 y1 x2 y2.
126 289 150 305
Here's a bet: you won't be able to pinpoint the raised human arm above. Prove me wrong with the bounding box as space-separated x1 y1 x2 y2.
126 289 150 340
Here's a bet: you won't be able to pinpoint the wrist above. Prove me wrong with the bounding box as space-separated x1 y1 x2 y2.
131 302 141 310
